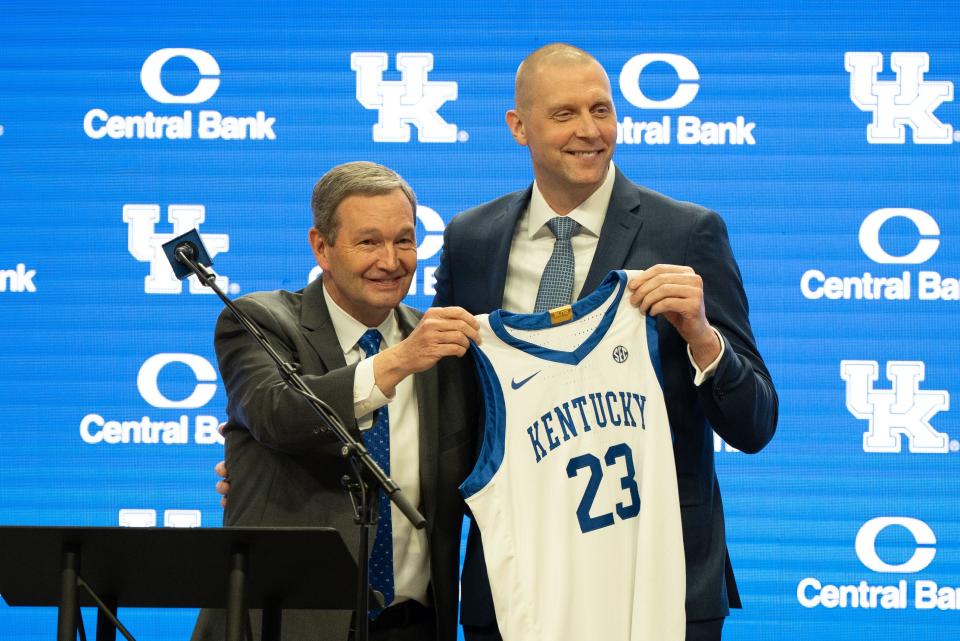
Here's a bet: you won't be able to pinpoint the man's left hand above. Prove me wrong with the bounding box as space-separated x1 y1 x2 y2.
627 264 721 369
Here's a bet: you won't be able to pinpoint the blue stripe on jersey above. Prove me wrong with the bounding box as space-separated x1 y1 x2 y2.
645 315 665 390
488 270 627 365
644 315 676 442
460 342 507 499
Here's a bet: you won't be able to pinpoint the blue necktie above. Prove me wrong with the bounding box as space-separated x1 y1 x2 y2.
534 216 581 313
356 328 395 614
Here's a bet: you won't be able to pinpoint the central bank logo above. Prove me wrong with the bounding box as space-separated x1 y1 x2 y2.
840 360 952 453
616 53 755 146
84 48 276 141
858 208 940 264
123 204 233 294
0 263 37 293
797 517 958 611
140 48 221 104
801 208 959 301
845 52 955 144
351 52 462 143
856 517 937 573
138 353 217 409
620 53 700 109
80 353 223 446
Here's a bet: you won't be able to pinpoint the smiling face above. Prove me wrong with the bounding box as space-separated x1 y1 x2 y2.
310 189 417 327
507 55 617 214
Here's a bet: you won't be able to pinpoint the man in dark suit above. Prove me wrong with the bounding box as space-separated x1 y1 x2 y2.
193 161 480 641
434 44 778 641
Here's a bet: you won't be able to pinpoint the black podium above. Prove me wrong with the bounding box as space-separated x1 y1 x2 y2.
0 525 368 641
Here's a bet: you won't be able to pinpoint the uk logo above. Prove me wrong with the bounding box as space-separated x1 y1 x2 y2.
840 360 951 453
123 204 231 294
350 52 460 143
845 52 955 144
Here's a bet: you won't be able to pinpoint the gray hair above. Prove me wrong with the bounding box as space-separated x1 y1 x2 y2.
311 161 417 243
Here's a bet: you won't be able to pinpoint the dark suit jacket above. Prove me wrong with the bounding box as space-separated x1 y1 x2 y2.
192 278 477 641
432 168 778 625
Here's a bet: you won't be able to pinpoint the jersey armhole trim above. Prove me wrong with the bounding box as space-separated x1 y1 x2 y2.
460 343 507 499
645 315 664 391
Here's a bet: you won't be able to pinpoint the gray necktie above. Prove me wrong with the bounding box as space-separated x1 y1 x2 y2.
534 216 580 313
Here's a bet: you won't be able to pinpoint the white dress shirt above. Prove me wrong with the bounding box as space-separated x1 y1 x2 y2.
322 284 430 606
501 163 724 383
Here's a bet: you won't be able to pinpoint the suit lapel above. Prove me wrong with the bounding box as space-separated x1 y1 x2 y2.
396 305 438 533
301 289 438 526
485 186 532 311
582 168 645 296
299 278 349 372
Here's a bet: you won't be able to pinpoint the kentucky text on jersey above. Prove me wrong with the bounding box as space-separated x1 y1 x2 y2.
526 390 647 463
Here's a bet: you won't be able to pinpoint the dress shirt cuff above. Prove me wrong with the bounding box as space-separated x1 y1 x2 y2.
353 356 393 425
688 327 726 387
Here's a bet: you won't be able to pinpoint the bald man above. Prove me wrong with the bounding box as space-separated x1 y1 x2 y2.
432 43 778 641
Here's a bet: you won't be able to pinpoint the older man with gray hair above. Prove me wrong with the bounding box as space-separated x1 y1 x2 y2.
193 161 480 641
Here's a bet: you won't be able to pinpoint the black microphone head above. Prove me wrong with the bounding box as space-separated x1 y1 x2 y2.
174 241 197 261
162 229 214 280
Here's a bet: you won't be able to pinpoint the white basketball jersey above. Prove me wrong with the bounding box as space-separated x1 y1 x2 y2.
461 270 685 641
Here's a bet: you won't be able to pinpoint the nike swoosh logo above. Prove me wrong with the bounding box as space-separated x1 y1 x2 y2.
511 371 541 390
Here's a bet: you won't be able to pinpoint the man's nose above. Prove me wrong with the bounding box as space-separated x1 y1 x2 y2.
378 243 400 270
575 111 601 139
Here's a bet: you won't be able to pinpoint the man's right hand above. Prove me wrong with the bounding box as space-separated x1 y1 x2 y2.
215 460 230 508
212 308 478 507
373 306 480 396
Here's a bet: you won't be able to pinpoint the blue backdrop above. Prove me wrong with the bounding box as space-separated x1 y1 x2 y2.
1 0 959 638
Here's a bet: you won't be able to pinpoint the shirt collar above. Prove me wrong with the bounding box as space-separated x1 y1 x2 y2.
527 161 616 240
321 280 400 354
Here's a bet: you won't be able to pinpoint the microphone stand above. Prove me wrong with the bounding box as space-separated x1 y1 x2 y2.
166 237 425 641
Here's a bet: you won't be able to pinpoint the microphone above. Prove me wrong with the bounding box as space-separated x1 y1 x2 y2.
161 229 214 281
174 240 197 262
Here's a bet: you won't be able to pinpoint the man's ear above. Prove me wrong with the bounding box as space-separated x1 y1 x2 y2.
309 227 331 271
506 109 527 146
